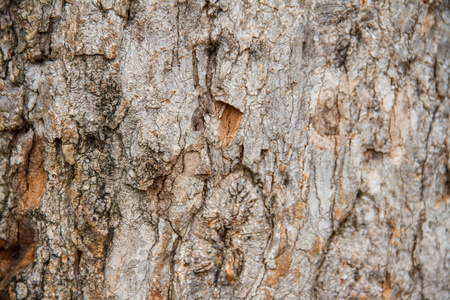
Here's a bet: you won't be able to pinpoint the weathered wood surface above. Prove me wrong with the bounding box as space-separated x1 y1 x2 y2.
0 0 449 299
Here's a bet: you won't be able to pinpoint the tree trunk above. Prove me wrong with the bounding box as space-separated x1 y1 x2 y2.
0 0 449 299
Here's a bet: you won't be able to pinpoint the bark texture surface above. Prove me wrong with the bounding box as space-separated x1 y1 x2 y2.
0 0 449 299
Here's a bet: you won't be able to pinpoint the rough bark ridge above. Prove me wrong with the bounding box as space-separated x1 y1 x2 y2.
0 0 449 299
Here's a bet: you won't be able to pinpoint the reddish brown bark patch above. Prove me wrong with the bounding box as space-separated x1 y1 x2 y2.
382 272 391 300
149 287 163 300
19 138 47 212
309 238 323 256
294 200 306 220
264 225 292 287
225 262 236 285
0 222 36 290
264 250 292 287
421 10 435 37
311 98 340 137
217 102 244 147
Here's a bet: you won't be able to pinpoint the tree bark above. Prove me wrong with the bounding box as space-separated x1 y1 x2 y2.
0 0 449 299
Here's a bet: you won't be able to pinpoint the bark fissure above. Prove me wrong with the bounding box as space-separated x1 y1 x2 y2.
74 250 84 300
1 1 448 299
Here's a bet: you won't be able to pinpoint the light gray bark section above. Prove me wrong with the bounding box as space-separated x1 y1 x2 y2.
0 0 449 299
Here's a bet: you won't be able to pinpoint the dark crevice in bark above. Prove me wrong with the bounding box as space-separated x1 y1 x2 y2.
205 35 218 113
191 48 200 90
335 37 350 73
102 227 115 266
247 185 276 298
168 235 181 300
0 290 9 300
191 48 205 131
93 1 110 19
172 3 181 69
329 142 344 229
144 150 188 298
74 249 84 300
190 0 219 132
311 190 360 298
411 104 440 298
126 0 138 23
142 217 160 297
